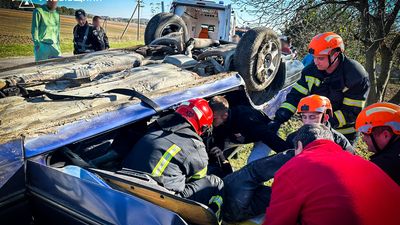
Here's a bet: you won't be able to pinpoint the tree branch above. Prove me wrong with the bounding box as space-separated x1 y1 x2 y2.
390 32 400 51
298 0 359 11
384 0 400 34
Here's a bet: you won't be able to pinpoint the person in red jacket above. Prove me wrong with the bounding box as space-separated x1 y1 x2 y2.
263 123 400 225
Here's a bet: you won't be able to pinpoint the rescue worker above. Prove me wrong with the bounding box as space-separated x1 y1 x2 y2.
73 9 105 55
286 95 355 154
208 96 291 164
120 99 224 221
31 0 61 61
268 32 370 146
92 16 109 50
356 102 400 186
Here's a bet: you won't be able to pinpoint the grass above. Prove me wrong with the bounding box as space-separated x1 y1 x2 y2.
0 9 145 58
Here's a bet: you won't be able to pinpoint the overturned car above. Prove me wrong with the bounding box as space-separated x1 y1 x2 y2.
0 17 303 225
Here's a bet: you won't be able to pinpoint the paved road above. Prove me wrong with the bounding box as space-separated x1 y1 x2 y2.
0 53 73 69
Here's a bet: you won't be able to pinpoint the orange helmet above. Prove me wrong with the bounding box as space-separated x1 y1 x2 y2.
356 102 400 135
176 99 213 135
297 95 333 117
309 32 344 55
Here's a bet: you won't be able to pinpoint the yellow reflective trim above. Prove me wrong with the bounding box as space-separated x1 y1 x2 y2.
334 110 346 127
209 195 223 221
336 127 356 134
281 102 297 113
305 76 321 92
293 83 308 95
343 97 365 108
152 144 181 176
342 87 349 92
189 167 207 180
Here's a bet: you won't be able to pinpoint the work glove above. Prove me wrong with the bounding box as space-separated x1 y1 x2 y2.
267 119 282 134
268 108 293 133
210 147 228 165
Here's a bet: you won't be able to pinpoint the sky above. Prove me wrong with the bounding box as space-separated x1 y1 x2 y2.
31 0 237 20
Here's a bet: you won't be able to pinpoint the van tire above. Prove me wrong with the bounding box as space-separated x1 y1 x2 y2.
145 13 189 45
234 27 281 91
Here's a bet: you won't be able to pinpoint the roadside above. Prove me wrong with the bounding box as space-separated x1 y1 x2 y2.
0 53 73 68
0 9 145 58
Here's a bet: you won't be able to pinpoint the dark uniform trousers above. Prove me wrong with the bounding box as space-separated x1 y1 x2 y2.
222 150 295 222
275 54 370 146
120 114 224 221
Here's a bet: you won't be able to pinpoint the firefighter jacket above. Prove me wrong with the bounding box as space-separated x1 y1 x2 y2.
275 53 370 136
120 113 209 193
370 138 400 186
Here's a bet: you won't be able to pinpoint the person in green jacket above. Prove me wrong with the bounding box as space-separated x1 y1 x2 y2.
31 1 60 61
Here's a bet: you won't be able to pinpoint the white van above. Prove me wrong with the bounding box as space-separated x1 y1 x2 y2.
169 0 236 41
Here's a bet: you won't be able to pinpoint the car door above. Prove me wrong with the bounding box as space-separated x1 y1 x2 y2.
0 139 32 225
26 160 187 225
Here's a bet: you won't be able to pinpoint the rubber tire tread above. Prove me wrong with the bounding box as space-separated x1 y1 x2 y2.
144 13 189 45
234 27 281 91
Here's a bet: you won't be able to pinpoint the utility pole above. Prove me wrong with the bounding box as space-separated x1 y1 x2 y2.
103 17 108 34
137 0 141 41
120 4 139 39
161 1 165 13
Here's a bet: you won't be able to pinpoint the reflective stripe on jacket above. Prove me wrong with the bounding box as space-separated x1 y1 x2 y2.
120 113 209 192
275 54 370 135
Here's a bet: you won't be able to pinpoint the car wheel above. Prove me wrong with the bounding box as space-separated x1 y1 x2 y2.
234 27 281 91
144 13 189 45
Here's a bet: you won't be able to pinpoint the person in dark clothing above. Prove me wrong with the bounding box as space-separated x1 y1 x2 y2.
286 95 355 154
120 99 224 221
207 144 233 178
268 32 370 146
223 150 295 222
263 124 400 225
92 16 109 50
356 102 400 186
209 96 291 164
73 10 105 55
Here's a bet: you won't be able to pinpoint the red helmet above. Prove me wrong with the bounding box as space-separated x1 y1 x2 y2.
297 95 333 117
309 32 344 55
176 99 213 135
356 102 400 135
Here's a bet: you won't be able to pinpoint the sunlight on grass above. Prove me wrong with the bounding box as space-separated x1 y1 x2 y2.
0 40 145 58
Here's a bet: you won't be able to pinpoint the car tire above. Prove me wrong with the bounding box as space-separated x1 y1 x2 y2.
144 13 189 45
234 27 282 91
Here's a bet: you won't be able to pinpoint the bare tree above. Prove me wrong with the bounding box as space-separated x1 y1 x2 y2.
234 0 400 104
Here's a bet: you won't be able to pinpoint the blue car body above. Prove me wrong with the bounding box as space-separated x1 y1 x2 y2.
0 75 246 225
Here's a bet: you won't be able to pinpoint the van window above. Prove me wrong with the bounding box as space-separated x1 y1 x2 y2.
201 24 215 33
